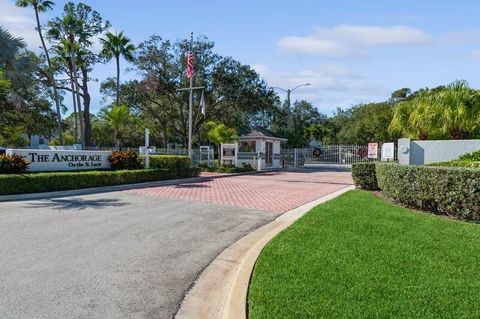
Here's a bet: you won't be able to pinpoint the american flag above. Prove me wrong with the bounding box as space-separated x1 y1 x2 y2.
186 51 194 79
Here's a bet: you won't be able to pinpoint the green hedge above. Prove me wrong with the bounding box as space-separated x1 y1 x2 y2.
376 163 480 221
351 162 379 190
427 160 480 168
140 155 191 169
0 167 200 195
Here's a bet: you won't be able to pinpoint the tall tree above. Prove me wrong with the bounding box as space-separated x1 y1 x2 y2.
101 31 135 106
128 35 278 146
48 2 110 146
16 0 64 144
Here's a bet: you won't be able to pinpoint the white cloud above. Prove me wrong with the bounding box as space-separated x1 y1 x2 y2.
278 24 431 57
252 64 388 113
0 0 42 51
471 50 480 60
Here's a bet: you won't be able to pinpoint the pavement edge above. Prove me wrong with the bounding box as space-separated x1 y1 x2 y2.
174 185 355 319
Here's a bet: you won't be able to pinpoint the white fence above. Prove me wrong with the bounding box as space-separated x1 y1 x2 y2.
281 144 397 167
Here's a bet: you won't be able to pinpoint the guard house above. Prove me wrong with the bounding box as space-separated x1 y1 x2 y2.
221 126 287 170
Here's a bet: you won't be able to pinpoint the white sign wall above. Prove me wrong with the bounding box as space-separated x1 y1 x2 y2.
6 149 112 172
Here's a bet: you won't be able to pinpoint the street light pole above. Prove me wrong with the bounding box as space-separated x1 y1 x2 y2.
273 83 311 109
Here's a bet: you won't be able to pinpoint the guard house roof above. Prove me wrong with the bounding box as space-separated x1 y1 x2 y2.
238 126 287 141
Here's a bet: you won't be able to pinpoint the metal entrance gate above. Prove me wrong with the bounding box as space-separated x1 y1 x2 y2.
281 145 392 167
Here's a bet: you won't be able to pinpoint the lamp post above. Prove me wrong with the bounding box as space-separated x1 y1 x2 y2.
272 83 311 108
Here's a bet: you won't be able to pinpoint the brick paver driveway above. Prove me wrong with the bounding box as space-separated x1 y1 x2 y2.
129 168 353 213
0 167 352 319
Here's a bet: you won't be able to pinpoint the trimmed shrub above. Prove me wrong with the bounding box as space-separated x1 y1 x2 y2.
427 160 480 168
459 150 480 161
0 154 29 174
376 163 480 221
0 167 200 195
217 163 255 174
351 162 379 190
142 155 191 169
109 151 142 170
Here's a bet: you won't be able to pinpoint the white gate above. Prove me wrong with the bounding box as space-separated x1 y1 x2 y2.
281 144 396 167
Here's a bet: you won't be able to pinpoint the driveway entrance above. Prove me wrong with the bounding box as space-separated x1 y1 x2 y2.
0 168 352 319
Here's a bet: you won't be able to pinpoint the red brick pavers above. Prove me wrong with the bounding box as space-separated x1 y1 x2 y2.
128 169 353 213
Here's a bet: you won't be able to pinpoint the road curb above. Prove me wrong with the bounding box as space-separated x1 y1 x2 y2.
174 185 355 319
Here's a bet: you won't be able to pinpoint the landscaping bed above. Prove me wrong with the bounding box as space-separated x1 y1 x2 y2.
248 190 480 318
0 167 199 195
352 162 480 221
0 153 200 195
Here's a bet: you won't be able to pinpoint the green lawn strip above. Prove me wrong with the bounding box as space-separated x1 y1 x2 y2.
248 190 480 319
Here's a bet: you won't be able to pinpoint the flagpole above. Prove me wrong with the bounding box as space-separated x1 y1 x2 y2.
188 32 194 159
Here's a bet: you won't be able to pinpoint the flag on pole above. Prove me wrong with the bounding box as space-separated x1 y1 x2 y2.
186 51 194 79
199 90 206 116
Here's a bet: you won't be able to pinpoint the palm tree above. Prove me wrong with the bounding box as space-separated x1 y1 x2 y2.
47 11 86 147
101 31 135 106
389 80 480 140
52 40 86 143
433 80 480 139
0 27 29 111
16 0 64 144
101 104 131 150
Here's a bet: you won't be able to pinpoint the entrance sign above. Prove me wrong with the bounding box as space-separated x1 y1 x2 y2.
368 143 378 159
381 143 395 160
7 149 112 172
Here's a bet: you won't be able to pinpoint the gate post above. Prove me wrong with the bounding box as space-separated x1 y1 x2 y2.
294 148 298 168
338 145 342 164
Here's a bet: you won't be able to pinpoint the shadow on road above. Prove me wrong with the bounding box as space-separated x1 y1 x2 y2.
25 198 129 211
174 183 211 189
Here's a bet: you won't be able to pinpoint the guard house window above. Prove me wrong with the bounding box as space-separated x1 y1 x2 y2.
239 141 256 152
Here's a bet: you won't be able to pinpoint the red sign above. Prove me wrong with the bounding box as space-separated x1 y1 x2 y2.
368 143 378 159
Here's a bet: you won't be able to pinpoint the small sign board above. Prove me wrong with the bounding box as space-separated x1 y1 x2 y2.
220 143 237 166
6 149 112 172
381 143 395 160
368 143 378 159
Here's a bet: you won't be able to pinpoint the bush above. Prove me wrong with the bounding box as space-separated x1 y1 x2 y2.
109 151 143 170
459 150 480 161
142 155 191 169
0 167 200 195
217 163 255 173
427 160 480 168
0 154 29 174
351 162 379 190
376 163 480 221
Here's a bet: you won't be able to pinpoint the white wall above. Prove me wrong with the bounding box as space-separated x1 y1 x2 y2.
398 139 480 165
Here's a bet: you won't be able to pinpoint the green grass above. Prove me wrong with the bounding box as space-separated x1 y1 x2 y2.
248 190 480 319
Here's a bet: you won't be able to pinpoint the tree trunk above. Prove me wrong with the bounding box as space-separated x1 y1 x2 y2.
34 6 63 144
69 71 78 143
114 129 120 150
116 54 120 106
70 35 85 148
81 66 92 146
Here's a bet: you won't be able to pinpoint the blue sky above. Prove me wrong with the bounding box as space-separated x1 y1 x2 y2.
2 0 480 115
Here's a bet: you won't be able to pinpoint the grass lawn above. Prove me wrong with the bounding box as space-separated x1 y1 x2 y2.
248 190 480 319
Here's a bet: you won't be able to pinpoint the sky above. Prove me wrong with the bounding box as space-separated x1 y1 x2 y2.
2 0 480 115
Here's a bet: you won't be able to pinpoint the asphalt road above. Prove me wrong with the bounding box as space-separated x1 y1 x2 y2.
0 192 276 319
